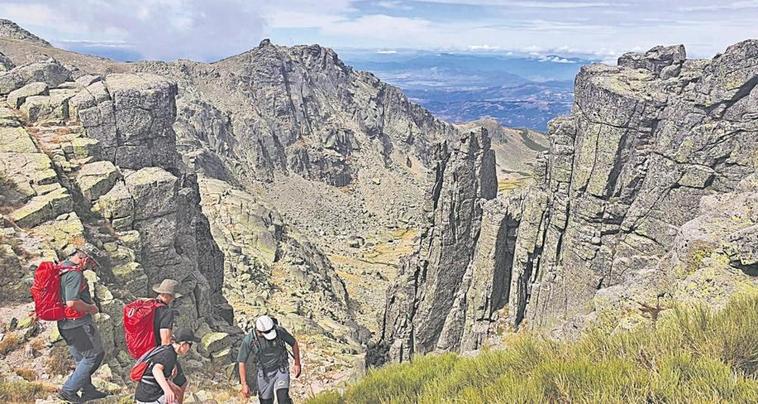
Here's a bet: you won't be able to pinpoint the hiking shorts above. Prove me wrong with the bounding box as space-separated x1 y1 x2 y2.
257 368 290 400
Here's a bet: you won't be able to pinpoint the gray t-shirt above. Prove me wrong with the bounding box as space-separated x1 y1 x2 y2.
56 260 93 330
237 327 295 373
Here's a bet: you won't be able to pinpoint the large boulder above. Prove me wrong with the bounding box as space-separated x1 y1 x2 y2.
617 44 686 76
73 73 179 170
6 81 47 108
0 59 70 95
124 167 178 221
93 182 135 230
76 160 121 201
9 187 73 228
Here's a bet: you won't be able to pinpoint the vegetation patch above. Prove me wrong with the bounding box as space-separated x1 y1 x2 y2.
683 240 716 275
14 368 37 382
498 178 526 193
0 333 22 356
0 378 56 402
45 344 72 376
308 291 758 403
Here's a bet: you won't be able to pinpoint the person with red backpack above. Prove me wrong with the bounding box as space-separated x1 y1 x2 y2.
151 279 181 346
124 279 181 359
125 279 189 403
42 248 108 403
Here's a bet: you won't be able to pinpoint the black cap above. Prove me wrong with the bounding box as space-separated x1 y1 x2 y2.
174 328 200 343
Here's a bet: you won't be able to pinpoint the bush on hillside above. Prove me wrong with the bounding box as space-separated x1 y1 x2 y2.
309 292 758 403
0 378 56 402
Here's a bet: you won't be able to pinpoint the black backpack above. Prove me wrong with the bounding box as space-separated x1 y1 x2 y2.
251 325 292 373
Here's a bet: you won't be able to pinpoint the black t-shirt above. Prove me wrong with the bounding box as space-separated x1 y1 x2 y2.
135 346 178 402
236 326 296 372
153 304 175 346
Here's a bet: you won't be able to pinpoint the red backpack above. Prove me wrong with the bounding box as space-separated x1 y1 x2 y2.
31 262 87 321
123 299 166 359
129 345 171 382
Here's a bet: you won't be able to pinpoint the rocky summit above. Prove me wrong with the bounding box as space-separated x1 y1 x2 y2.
380 41 758 362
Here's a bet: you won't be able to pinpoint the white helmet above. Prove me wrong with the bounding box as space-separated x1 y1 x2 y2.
255 315 277 340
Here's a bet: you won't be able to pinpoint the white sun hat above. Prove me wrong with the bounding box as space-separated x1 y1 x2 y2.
255 315 277 340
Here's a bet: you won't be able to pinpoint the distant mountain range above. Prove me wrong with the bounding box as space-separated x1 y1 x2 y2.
340 49 597 131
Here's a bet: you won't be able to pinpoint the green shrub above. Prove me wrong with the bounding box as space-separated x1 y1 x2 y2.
310 291 758 403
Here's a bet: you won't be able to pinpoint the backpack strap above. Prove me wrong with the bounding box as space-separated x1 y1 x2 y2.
139 345 173 385
56 264 79 275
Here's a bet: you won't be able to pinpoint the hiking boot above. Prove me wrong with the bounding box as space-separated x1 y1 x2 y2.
57 390 83 403
81 389 108 401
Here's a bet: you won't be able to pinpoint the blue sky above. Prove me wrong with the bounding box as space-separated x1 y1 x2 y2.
1 0 756 62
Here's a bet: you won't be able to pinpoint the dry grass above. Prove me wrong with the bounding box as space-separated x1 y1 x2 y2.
29 337 46 352
309 291 758 404
14 368 37 382
45 344 72 376
0 378 56 402
497 178 526 193
0 333 22 356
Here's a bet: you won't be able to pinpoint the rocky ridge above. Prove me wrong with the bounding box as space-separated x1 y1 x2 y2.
0 22 462 395
0 59 240 392
0 19 51 48
380 41 758 362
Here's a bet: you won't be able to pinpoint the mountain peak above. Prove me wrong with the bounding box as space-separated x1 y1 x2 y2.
0 19 51 47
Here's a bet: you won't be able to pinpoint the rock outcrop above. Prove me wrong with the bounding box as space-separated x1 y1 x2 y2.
380 128 496 362
198 177 365 344
0 19 51 47
381 41 758 362
0 60 235 375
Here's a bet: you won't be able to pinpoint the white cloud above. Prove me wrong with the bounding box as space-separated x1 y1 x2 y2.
415 0 623 8
377 1 414 10
0 0 266 61
678 1 758 12
468 44 501 50
0 0 755 62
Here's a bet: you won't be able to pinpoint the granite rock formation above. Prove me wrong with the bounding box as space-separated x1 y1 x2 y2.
381 41 758 362
0 60 235 381
381 128 497 362
0 19 51 47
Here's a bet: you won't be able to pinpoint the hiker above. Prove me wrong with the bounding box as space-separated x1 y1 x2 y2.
134 328 198 404
152 279 180 346
237 315 302 404
124 279 180 358
55 248 108 403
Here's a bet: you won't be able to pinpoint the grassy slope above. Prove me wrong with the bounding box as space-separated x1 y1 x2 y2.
309 291 758 403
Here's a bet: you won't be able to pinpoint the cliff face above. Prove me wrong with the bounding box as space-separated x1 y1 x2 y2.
381 41 758 362
134 40 456 186
126 41 459 256
380 128 497 362
0 60 236 382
